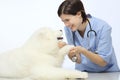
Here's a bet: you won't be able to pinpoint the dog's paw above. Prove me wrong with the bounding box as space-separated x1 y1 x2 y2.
64 45 74 53
59 45 74 55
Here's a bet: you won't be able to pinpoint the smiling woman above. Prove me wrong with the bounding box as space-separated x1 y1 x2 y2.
57 0 120 72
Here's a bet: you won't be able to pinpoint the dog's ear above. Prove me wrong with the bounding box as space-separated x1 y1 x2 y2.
37 31 47 39
37 30 52 40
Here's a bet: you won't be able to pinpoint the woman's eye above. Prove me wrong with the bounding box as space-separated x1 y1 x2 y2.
65 19 69 22
62 19 69 23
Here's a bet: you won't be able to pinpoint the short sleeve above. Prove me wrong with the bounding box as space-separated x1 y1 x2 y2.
95 23 114 64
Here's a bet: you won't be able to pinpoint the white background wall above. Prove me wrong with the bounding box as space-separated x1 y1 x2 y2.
0 0 120 69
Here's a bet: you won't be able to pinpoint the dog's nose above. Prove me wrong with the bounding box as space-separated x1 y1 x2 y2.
60 30 62 32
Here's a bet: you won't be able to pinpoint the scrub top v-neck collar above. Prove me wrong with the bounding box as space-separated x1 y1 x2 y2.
74 21 90 49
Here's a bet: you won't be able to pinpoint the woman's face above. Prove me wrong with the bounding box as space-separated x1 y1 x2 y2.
60 13 83 31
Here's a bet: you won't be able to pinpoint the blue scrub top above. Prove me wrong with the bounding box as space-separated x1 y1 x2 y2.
64 15 119 72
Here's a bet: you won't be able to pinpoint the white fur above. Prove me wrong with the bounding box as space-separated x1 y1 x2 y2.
0 27 88 80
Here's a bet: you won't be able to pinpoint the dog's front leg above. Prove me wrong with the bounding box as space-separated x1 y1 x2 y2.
30 67 88 80
56 45 74 65
58 45 74 56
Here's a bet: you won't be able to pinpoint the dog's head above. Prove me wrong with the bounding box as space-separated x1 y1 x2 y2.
26 27 63 54
36 27 63 43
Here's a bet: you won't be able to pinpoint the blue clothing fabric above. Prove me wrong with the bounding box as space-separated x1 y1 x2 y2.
64 16 119 72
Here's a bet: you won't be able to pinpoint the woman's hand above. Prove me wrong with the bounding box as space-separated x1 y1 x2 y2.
58 41 67 48
68 46 84 64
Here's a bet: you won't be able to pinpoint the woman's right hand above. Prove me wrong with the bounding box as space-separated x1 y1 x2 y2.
68 47 81 64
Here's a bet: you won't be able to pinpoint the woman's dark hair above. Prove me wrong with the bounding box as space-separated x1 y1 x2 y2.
57 0 87 23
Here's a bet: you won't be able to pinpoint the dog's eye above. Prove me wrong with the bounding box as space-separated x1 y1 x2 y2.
57 37 63 40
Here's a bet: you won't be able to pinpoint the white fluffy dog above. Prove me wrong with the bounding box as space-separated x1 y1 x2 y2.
0 27 88 80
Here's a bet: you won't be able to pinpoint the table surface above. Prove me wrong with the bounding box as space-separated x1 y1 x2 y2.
0 72 119 80
85 72 120 80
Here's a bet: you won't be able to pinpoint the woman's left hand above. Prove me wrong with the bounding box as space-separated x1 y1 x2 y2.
58 41 67 48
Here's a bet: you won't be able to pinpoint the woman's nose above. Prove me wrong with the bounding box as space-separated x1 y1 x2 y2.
65 23 70 27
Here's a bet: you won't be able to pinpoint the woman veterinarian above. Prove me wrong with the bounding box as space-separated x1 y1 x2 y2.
57 0 119 72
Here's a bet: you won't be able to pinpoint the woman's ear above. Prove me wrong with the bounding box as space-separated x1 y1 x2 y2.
76 11 82 18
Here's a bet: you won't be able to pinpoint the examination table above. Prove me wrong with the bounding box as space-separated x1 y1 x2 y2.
0 72 119 80
86 72 120 80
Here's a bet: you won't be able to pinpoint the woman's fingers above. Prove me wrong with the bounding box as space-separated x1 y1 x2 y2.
75 53 81 63
58 41 66 48
68 50 75 59
68 47 81 63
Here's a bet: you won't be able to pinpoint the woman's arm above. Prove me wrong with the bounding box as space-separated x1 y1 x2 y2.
78 46 107 67
68 46 107 67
